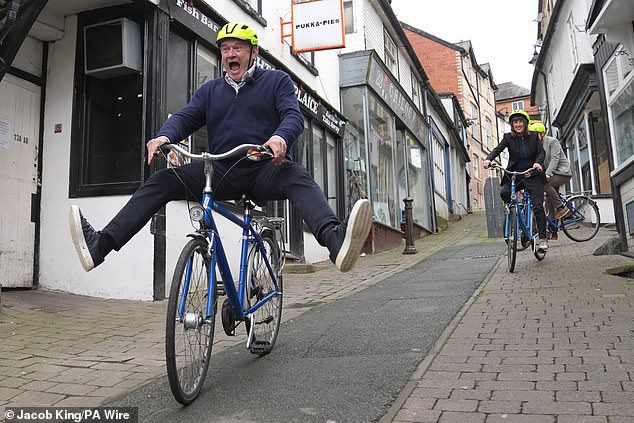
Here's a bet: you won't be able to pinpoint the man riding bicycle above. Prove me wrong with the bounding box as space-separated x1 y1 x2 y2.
527 120 572 240
483 110 549 252
69 22 372 274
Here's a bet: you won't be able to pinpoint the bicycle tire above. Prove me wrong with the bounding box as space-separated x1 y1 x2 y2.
561 195 601 242
531 213 546 261
166 237 215 405
507 206 517 272
245 228 283 355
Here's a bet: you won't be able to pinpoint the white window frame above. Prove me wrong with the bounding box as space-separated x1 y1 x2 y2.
472 154 480 179
384 29 398 77
343 0 354 34
512 100 524 111
603 45 634 169
485 116 492 150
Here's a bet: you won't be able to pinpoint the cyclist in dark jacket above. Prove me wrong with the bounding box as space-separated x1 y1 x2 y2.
69 22 371 274
483 110 549 251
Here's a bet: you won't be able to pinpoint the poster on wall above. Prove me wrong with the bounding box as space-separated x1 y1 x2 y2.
0 118 11 150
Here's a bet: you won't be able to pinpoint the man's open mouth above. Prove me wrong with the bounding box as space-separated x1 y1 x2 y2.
228 61 240 71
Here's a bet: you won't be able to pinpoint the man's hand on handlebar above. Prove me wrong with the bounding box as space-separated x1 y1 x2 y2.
264 136 287 165
147 136 170 165
483 159 491 169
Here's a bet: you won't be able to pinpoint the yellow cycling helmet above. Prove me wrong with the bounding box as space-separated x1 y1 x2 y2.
528 120 546 133
217 22 258 46
508 110 530 123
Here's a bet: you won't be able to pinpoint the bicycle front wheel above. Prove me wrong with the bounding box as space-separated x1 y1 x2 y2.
562 195 601 242
246 228 283 355
166 237 215 405
507 206 517 272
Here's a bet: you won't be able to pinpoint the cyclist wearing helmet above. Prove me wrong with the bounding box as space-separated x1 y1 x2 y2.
483 110 549 251
528 121 572 239
69 22 372 274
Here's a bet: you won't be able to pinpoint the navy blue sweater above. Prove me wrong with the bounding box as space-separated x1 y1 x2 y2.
157 66 304 156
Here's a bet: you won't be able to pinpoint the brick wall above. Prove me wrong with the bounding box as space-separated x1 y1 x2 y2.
404 28 460 95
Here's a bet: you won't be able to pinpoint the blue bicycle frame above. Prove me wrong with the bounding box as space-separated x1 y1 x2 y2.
503 171 539 248
177 187 280 325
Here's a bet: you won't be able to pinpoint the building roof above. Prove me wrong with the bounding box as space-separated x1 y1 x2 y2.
495 82 530 101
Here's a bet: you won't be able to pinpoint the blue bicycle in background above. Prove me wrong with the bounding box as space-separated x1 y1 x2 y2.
160 143 284 405
489 163 546 272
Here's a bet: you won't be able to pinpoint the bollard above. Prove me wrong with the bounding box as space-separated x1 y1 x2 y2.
402 198 417 254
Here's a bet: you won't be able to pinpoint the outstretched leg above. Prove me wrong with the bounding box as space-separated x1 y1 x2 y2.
249 161 371 272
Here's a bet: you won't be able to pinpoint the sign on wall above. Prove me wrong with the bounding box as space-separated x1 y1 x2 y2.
291 0 345 53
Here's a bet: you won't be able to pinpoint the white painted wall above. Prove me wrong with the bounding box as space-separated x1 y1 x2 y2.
38 16 154 300
535 0 597 120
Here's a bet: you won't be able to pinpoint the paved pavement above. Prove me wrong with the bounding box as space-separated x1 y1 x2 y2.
0 212 487 416
386 225 634 422
1 212 632 423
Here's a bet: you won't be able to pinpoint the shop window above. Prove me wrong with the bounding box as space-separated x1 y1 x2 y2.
343 1 354 34
341 87 368 214
70 13 145 197
384 29 398 77
576 119 592 193
406 135 430 228
368 92 397 227
604 47 634 167
567 135 581 193
326 133 338 213
312 125 326 194
432 135 447 198
589 113 612 195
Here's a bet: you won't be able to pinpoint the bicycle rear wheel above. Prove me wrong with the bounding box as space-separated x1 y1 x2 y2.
507 206 517 272
166 237 215 405
246 228 283 355
562 195 600 242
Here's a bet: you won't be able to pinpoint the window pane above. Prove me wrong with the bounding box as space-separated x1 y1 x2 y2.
85 74 142 184
407 135 430 227
341 87 368 214
433 136 446 197
193 44 218 154
343 1 354 34
610 78 634 166
368 93 396 227
605 59 619 97
326 133 338 212
568 136 581 192
590 113 612 195
312 125 326 194
617 48 633 80
167 30 189 114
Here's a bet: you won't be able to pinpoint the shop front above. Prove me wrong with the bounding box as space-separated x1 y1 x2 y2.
340 51 433 252
35 0 344 300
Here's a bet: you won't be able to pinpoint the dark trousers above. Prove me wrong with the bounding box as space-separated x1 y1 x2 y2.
545 174 572 219
102 160 340 251
500 173 547 238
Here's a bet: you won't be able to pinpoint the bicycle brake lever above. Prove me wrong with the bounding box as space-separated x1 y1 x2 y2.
246 146 274 161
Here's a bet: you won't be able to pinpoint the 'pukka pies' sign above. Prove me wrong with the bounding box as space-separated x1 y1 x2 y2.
291 0 345 53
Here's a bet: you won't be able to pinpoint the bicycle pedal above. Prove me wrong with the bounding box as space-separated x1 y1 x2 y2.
221 298 238 336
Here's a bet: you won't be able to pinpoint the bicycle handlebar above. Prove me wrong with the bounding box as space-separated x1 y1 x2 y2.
488 163 538 177
159 143 272 162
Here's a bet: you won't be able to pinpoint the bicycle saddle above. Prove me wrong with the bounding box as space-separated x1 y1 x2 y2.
237 193 267 209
